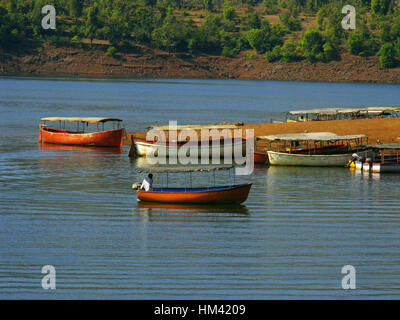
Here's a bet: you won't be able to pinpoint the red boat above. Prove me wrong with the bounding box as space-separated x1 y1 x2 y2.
254 150 268 164
38 117 124 148
134 165 252 204
137 183 252 204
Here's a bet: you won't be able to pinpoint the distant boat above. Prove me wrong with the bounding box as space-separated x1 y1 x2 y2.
285 107 400 122
38 117 124 148
257 132 368 167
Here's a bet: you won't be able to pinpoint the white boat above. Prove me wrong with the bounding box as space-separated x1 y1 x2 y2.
267 150 367 167
133 138 246 158
257 132 368 167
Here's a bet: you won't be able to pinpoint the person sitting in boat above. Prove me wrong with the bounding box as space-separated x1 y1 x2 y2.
351 153 361 162
140 174 153 191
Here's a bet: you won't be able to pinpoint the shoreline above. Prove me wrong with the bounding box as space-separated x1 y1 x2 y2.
125 117 400 147
1 44 400 84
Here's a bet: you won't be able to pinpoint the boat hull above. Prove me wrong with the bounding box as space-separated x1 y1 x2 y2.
39 127 124 147
371 163 400 173
268 150 368 167
137 183 252 204
135 139 246 158
254 151 268 164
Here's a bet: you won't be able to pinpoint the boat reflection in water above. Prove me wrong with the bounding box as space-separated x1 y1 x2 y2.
136 202 249 221
39 142 123 154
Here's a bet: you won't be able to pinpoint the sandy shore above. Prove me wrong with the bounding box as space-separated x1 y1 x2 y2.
125 117 400 147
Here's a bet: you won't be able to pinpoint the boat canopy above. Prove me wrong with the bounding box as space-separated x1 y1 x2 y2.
136 163 236 173
367 143 400 150
40 117 123 124
147 124 238 130
287 107 400 115
257 132 367 141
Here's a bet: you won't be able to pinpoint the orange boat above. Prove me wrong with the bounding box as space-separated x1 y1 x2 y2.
38 117 124 147
134 164 252 204
137 183 252 204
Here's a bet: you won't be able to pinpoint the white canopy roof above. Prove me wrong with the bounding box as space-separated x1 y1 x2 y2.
287 107 400 115
257 132 367 141
41 117 122 123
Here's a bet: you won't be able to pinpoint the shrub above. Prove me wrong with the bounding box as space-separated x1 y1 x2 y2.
394 38 400 57
246 29 268 53
347 29 379 56
265 45 282 62
371 0 391 15
280 40 298 62
107 46 117 57
323 42 339 61
299 29 325 61
280 11 301 31
377 43 396 68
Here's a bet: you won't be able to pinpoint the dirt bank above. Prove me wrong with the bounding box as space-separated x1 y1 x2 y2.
126 118 400 148
1 43 400 83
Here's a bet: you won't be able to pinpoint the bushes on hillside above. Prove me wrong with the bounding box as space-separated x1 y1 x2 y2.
378 43 396 68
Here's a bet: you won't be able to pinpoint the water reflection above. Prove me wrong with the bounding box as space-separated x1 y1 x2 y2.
136 202 249 220
39 142 123 154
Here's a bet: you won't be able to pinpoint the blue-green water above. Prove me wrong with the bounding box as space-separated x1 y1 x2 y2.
0 77 400 299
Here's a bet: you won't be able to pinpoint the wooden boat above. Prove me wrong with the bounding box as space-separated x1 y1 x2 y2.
137 183 252 204
257 132 368 167
38 117 124 147
134 164 252 204
133 137 246 158
267 150 367 167
367 143 400 173
285 107 400 122
253 151 268 164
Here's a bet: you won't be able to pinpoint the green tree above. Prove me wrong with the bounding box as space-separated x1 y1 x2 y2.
377 43 396 68
280 40 298 62
280 11 301 31
152 12 190 52
70 0 83 23
394 38 400 57
299 29 325 61
323 41 339 61
371 0 391 15
246 28 270 53
265 45 282 62
347 28 379 56
223 1 236 21
0 6 12 48
203 0 213 11
85 6 100 46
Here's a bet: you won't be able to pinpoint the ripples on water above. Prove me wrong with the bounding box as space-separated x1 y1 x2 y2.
0 77 400 299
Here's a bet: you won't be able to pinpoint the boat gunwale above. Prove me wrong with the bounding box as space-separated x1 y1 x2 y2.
138 183 252 194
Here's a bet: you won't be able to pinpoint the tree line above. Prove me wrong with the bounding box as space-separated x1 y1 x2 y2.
0 0 399 68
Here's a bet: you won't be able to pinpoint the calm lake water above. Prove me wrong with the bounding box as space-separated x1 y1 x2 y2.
1 77 400 299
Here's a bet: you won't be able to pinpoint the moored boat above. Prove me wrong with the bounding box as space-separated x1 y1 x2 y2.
133 137 246 158
368 143 400 173
285 107 400 122
267 150 366 167
137 183 252 204
133 164 252 204
257 132 368 167
38 117 124 147
253 150 269 164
